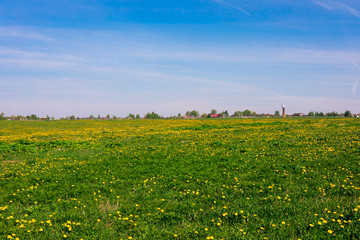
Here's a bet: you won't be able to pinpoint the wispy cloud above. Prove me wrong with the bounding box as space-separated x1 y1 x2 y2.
0 26 52 41
313 0 360 18
0 48 87 70
352 81 358 98
125 46 360 66
212 0 250 15
271 95 360 113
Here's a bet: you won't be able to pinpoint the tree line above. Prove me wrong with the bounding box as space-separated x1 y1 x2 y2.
0 109 357 121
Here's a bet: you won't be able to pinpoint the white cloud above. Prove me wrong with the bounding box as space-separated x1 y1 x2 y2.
352 81 358 98
0 48 87 70
1 26 359 117
313 0 360 18
125 46 360 67
270 95 360 114
0 26 52 41
212 0 250 15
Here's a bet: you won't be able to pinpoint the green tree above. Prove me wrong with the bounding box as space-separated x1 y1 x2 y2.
315 112 324 117
308 111 314 117
136 114 140 119
145 112 161 119
89 114 94 119
190 110 199 118
0 112 5 120
274 110 280 117
223 110 229 117
14 115 25 120
211 109 217 114
177 113 182 118
28 114 38 120
243 109 252 116
344 110 352 117
233 111 243 117
201 113 207 118
326 111 340 117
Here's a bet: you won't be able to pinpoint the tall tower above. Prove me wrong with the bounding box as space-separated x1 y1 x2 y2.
282 104 286 118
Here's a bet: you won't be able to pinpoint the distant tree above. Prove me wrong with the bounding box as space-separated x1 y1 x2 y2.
127 113 135 119
89 114 94 119
106 114 111 119
97 114 101 119
136 114 140 119
145 112 161 119
211 109 217 114
308 111 314 117
243 109 252 116
51 116 55 121
185 111 191 116
69 115 76 120
113 115 117 119
190 110 199 118
344 110 352 117
0 112 5 120
46 115 50 121
201 113 207 118
234 111 243 117
177 113 182 118
251 111 257 116
28 114 38 120
315 112 324 117
274 110 280 117
14 115 25 120
326 111 340 117
223 110 229 118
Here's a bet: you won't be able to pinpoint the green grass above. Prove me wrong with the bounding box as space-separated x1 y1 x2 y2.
0 118 360 239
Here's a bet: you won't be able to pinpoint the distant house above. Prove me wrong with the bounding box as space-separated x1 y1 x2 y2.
292 113 305 117
210 114 222 118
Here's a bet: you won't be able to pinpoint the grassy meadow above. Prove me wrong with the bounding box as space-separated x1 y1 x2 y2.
0 118 359 239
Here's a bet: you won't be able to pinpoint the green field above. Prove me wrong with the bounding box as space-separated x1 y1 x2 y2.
1 118 359 239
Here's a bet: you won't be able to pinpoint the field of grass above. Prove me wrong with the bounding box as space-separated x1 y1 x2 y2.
0 118 359 239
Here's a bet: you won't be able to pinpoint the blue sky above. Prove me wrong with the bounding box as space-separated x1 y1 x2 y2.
1 0 360 117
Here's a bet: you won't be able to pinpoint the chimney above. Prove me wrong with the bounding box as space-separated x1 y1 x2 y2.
282 104 286 118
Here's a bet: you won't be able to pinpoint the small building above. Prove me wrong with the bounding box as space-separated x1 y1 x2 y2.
292 113 305 117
